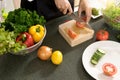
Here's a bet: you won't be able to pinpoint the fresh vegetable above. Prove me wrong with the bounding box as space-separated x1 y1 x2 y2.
68 29 77 39
0 27 26 55
1 8 46 34
29 24 45 43
51 50 63 65
102 3 120 30
37 46 52 60
82 16 87 22
0 8 46 55
92 8 99 16
102 63 117 76
76 21 85 28
16 32 34 47
90 49 105 65
96 30 109 40
117 34 120 41
1 9 8 20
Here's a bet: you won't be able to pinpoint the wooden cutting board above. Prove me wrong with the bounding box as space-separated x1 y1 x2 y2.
58 20 94 47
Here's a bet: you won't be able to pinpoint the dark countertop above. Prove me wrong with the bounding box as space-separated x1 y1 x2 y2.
0 15 119 80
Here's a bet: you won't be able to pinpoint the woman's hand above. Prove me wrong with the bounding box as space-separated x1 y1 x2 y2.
54 0 73 15
13 0 21 9
78 0 92 22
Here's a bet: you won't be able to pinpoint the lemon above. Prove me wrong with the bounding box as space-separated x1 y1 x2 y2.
51 50 63 65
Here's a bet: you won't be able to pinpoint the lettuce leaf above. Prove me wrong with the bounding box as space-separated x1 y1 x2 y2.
0 27 26 55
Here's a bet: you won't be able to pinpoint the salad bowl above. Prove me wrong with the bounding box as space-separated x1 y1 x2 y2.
102 1 120 30
10 26 46 55
0 8 46 55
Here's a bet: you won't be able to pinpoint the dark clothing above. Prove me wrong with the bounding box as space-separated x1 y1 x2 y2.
21 0 74 21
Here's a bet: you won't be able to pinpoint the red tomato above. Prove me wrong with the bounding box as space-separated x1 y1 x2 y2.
64 20 70 22
102 63 117 76
82 16 87 22
68 29 77 39
76 21 85 28
96 30 109 40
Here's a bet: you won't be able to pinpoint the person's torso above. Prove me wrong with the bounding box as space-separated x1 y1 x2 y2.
21 0 74 21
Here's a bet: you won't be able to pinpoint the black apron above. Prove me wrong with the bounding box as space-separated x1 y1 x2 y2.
21 0 74 21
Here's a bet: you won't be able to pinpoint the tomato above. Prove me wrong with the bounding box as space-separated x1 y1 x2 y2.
68 29 77 39
82 16 87 22
102 63 117 76
96 30 109 40
76 21 85 28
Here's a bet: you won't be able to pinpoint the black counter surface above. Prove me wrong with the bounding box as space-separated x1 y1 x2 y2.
0 15 119 80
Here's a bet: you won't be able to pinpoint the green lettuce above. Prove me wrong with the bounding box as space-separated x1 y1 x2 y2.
0 27 26 55
103 3 120 30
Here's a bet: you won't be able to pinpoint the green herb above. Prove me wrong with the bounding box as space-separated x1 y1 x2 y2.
117 34 120 41
2 8 46 34
92 8 99 16
1 8 8 19
0 27 26 55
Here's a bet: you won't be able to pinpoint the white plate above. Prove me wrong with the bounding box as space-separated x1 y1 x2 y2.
82 40 120 80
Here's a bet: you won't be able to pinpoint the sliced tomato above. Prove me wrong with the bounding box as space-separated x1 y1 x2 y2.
76 21 85 28
82 16 87 22
68 29 77 39
102 63 117 76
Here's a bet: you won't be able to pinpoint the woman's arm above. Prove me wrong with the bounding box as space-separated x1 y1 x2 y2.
54 0 73 15
13 0 21 9
78 0 92 22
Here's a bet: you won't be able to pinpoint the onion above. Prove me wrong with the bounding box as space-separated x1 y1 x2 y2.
37 46 52 60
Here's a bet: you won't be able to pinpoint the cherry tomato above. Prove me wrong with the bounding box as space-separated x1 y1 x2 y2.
96 30 109 40
76 21 85 28
68 29 77 39
102 63 117 76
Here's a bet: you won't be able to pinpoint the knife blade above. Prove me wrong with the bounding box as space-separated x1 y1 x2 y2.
69 13 92 29
70 13 84 22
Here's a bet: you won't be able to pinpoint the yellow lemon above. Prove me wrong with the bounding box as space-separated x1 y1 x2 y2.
51 50 63 65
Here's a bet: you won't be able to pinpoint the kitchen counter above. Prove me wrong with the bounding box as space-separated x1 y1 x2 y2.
0 15 119 80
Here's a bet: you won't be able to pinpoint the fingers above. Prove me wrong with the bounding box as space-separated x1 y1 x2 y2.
78 6 82 17
78 8 91 23
77 0 92 23
54 0 73 15
85 7 92 22
78 5 91 23
57 3 73 15
63 8 68 14
59 7 67 14
67 5 73 15
59 5 73 15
